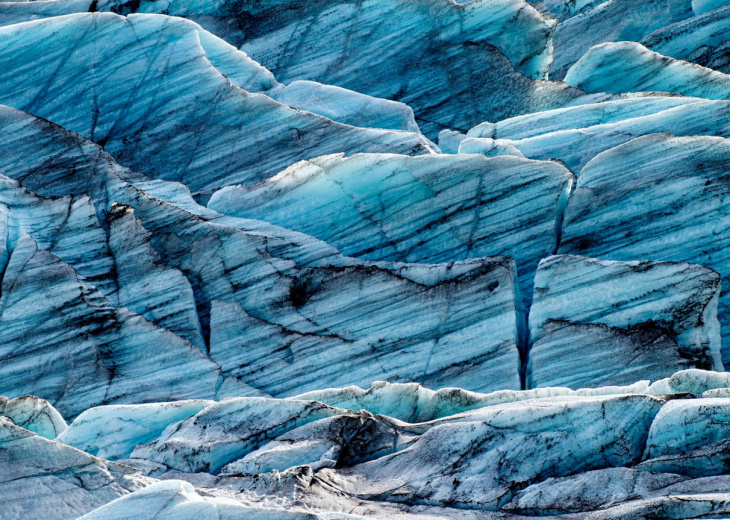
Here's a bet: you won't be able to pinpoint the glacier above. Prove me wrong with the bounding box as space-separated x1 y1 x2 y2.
5 0 730 518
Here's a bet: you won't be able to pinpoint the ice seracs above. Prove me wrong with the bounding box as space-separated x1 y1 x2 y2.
0 104 526 413
559 134 730 364
528 255 722 389
208 153 572 308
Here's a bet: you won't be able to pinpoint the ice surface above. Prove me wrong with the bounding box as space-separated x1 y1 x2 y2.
465 97 730 174
644 398 730 459
457 138 526 157
693 0 730 14
548 0 694 79
318 394 666 509
57 401 214 460
565 41 730 100
267 80 421 133
77 480 333 520
642 5 730 74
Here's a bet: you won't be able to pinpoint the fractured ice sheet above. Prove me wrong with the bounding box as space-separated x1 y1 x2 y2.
0 104 525 412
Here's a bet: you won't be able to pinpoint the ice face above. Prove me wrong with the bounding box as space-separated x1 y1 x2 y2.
317 394 666 510
0 235 221 418
692 0 730 15
76 480 347 520
208 153 572 309
528 255 722 389
13 372 730 518
559 134 730 365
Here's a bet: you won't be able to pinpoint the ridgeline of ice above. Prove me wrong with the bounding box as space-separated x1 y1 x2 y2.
10 369 730 518
564 41 730 99
642 5 730 74
546 0 694 79
0 13 433 195
465 97 730 173
0 416 150 520
0 374 723 519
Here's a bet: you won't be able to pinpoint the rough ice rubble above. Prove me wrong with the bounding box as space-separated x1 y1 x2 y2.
208 153 572 306
0 417 150 520
319 394 666 510
0 13 433 195
528 255 722 389
18 369 730 518
77 480 336 520
559 134 730 365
